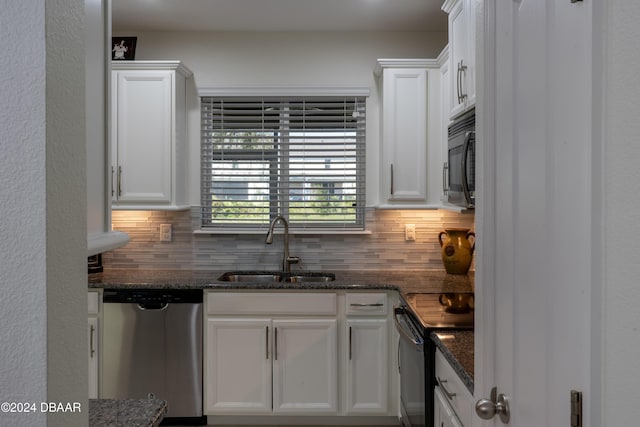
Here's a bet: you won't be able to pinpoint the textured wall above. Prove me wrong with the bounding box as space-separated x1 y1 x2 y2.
105 208 475 271
0 2 48 425
1 0 87 425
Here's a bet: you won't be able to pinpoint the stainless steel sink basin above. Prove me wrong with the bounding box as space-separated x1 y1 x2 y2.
218 272 283 283
217 271 335 283
287 273 336 283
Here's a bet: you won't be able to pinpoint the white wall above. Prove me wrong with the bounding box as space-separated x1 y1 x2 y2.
1 1 87 425
602 0 640 424
115 30 447 206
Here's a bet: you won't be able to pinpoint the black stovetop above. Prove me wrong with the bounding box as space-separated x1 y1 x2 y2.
402 292 474 330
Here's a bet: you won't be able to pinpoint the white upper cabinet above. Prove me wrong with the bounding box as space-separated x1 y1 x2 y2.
111 61 192 210
375 59 444 208
443 0 476 119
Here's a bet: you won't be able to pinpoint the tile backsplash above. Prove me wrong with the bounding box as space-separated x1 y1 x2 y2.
104 207 475 271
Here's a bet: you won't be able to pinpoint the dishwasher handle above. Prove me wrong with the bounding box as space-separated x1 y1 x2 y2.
137 302 169 311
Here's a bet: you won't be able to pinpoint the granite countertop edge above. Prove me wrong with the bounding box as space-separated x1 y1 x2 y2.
89 398 167 427
430 330 475 394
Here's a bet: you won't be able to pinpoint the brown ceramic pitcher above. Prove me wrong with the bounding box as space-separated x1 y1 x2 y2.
438 228 475 275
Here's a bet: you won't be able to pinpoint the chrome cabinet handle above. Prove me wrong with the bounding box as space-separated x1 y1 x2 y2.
349 327 353 360
437 376 456 400
89 324 96 359
265 326 269 359
350 303 383 307
442 162 449 195
457 60 468 103
390 164 394 195
111 166 115 197
274 327 278 361
117 166 123 197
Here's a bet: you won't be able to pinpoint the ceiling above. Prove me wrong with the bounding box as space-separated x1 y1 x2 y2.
112 0 448 33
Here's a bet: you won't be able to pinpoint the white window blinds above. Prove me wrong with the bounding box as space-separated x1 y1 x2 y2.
201 96 366 230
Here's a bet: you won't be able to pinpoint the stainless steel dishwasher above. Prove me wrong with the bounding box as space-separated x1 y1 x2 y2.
102 288 205 425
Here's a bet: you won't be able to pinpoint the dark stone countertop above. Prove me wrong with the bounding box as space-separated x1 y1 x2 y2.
89 399 167 427
431 330 475 394
89 269 474 294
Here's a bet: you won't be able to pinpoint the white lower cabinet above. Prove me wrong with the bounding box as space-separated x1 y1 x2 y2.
206 318 272 413
345 319 388 413
434 386 464 427
344 292 390 414
434 348 473 427
88 291 100 399
204 292 338 415
204 290 397 422
272 319 338 413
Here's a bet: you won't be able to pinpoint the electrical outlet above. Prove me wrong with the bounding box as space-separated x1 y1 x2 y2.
405 224 416 241
160 224 172 242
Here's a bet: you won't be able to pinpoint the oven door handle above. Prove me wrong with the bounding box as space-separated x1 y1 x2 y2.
393 306 424 347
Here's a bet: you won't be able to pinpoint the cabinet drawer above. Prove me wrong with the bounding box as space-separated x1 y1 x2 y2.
88 291 100 315
207 292 337 315
435 349 473 426
345 293 388 315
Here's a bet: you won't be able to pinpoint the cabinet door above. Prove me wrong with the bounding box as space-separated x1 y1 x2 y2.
382 68 428 202
345 319 388 414
448 0 469 118
446 0 475 119
272 319 338 413
88 317 99 399
113 70 173 203
205 318 272 414
440 55 452 203
434 386 464 427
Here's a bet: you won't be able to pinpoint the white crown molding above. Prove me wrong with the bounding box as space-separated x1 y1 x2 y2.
111 60 193 77
441 0 459 14
373 58 440 76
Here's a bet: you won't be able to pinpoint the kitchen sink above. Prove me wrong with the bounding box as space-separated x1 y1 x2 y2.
217 272 283 283
217 271 335 283
287 272 335 283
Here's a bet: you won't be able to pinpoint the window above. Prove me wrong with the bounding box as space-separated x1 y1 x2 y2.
201 96 366 230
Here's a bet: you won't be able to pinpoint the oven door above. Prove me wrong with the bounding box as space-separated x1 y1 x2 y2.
394 307 426 427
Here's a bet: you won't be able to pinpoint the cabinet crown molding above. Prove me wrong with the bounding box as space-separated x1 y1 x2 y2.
374 58 439 76
441 0 460 14
112 60 193 77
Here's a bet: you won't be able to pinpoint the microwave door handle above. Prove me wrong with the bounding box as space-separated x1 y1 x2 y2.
462 131 474 207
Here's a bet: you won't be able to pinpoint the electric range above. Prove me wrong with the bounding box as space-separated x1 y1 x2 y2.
395 292 474 427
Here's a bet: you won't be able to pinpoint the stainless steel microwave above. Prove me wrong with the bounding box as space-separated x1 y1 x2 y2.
444 109 475 208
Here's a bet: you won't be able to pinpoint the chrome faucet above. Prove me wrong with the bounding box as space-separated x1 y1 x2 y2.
265 215 300 273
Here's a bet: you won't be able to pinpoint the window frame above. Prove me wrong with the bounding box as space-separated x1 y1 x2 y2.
199 89 369 233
